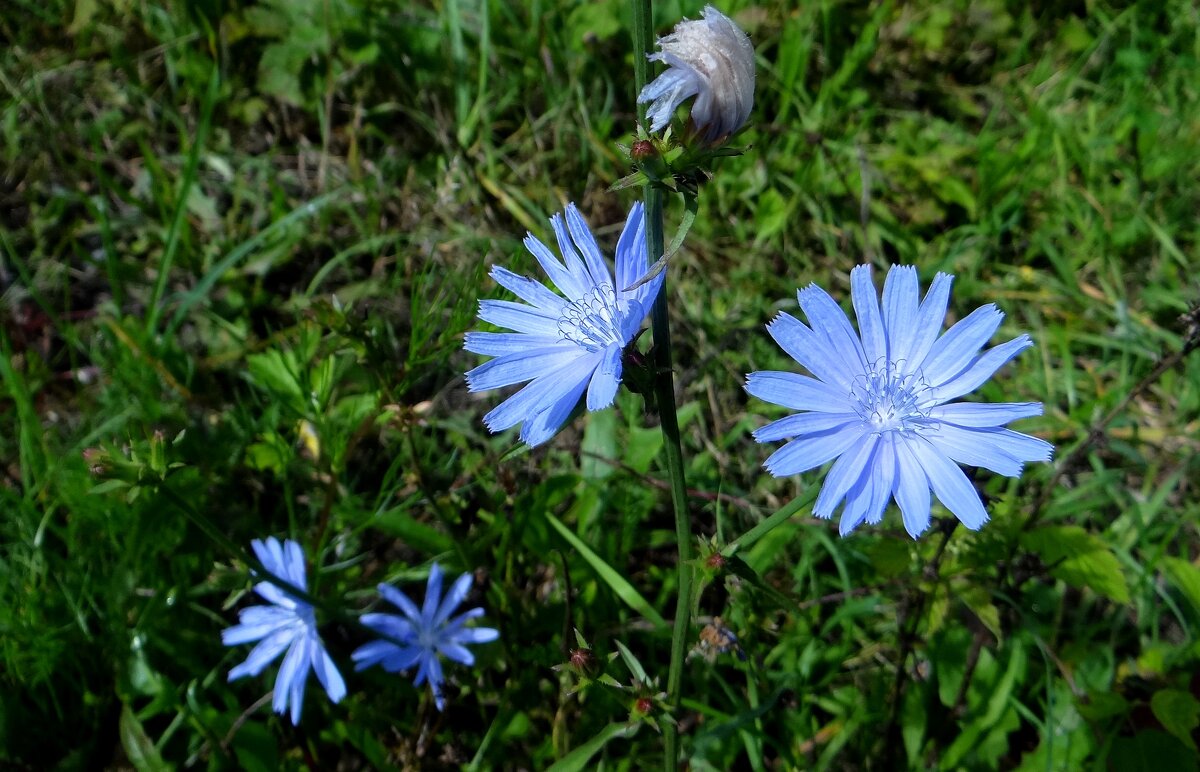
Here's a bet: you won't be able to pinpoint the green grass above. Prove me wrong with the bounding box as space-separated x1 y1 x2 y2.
3 0 1200 768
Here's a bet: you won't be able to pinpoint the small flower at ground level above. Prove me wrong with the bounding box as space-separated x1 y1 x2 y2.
746 265 1054 538
638 5 755 143
464 202 664 446
222 537 346 724
352 563 499 711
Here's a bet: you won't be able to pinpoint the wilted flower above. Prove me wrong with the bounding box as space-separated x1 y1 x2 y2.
638 5 755 143
222 537 346 724
352 563 499 711
464 202 664 446
747 265 1053 538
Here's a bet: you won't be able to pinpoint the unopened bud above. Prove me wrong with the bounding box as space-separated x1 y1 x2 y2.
635 697 653 715
631 140 657 161
705 552 727 571
637 5 755 144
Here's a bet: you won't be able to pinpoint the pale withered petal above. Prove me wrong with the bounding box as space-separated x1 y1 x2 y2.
638 5 755 143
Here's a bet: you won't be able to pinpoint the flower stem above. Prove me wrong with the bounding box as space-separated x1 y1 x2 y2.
630 2 693 767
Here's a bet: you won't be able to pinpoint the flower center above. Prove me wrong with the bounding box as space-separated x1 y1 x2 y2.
849 361 933 435
558 284 624 353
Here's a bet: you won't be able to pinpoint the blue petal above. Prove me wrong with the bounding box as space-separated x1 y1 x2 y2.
614 202 647 300
838 437 894 535
765 312 856 390
423 563 444 623
377 583 422 622
938 424 1053 466
813 434 878 518
919 304 1003 382
310 637 345 703
435 572 473 627
882 266 920 365
222 606 296 645
925 423 1025 477
850 265 887 368
797 283 867 375
745 371 851 413
762 423 865 477
425 654 447 711
489 266 567 313
519 364 594 446
565 204 612 290
523 233 587 301
752 411 859 443
894 438 932 538
450 626 500 645
464 331 563 357
900 272 953 375
477 299 561 337
438 642 475 666
352 640 401 670
273 634 309 724
282 540 307 592
909 436 989 530
549 212 594 294
585 345 622 411
464 345 580 392
382 645 424 673
926 335 1032 404
227 623 298 680
480 355 597 433
928 401 1042 427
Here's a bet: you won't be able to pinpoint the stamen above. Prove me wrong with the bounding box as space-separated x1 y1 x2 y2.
558 284 624 353
849 359 933 435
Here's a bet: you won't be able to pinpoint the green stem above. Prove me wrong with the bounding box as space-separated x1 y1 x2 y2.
630 2 692 767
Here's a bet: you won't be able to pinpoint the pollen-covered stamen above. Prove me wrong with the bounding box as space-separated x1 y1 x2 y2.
850 361 933 435
557 283 624 352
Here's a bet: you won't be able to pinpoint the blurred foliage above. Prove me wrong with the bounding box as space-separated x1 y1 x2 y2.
2 0 1200 769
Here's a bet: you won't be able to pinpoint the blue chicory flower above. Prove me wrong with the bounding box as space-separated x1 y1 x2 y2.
746 264 1053 538
352 563 499 711
222 537 346 724
464 202 664 446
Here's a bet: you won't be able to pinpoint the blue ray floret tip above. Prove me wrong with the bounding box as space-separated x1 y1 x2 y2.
746 264 1053 539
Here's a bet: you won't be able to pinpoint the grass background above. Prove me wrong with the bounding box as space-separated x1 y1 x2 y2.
3 0 1200 768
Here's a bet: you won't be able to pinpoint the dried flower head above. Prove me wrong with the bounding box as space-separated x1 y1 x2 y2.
638 5 755 143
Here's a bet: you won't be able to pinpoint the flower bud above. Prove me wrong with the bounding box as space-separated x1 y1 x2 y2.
637 5 755 144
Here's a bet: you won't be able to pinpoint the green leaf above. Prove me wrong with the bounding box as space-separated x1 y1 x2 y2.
1020 526 1130 603
118 704 170 772
371 508 454 555
543 512 667 628
1162 557 1200 614
1110 731 1198 772
1151 689 1200 751
546 722 638 772
614 640 649 685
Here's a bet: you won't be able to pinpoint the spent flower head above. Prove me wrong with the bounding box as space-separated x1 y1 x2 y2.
352 563 499 711
746 265 1053 538
222 537 346 724
465 202 664 446
638 5 755 144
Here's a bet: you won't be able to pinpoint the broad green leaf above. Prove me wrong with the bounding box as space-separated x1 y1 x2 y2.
1162 557 1200 614
118 705 170 772
1151 689 1200 751
546 722 638 772
1020 526 1130 603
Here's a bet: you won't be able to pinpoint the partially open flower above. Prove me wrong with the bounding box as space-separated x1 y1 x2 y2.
638 5 755 144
